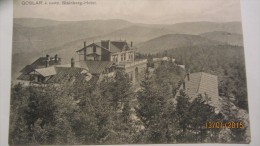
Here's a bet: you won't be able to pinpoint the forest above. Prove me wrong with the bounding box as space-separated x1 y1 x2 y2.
9 46 249 144
139 44 248 111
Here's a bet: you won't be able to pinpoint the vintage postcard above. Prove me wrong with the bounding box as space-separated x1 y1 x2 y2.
10 0 250 144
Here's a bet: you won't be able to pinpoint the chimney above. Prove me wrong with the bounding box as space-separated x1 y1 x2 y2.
131 41 133 47
108 40 110 50
45 54 50 67
71 58 75 68
54 54 58 63
101 40 110 50
83 41 87 61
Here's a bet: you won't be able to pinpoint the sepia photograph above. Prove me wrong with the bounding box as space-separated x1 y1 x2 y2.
8 0 251 144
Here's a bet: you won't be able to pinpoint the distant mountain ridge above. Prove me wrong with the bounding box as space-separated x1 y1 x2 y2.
11 18 244 80
162 21 243 34
13 18 133 54
136 34 222 54
14 18 132 28
13 18 243 54
14 18 69 27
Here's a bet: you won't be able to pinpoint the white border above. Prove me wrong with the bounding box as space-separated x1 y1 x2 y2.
240 0 260 146
0 0 259 145
0 0 12 145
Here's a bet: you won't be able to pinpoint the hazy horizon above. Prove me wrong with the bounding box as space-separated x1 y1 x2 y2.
13 17 242 26
14 0 242 24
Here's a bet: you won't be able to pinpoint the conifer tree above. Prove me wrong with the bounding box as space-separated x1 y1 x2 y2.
136 68 168 143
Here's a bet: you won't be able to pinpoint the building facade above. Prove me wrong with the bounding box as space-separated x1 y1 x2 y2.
76 40 147 83
76 40 135 63
18 40 147 85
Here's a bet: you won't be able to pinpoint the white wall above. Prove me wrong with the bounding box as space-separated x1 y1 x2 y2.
86 46 101 55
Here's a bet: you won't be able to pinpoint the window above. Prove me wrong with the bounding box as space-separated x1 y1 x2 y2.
129 52 133 60
124 53 126 61
112 55 116 62
37 75 44 83
121 54 123 61
93 46 96 53
93 54 100 61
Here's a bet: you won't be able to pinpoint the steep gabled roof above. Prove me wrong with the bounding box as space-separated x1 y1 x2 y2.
18 56 62 81
32 66 57 77
109 43 122 53
20 65 35 74
17 73 31 81
79 61 115 74
76 43 111 53
18 61 92 83
184 72 220 109
77 41 135 54
109 41 135 52
20 57 45 73
111 41 129 50
46 67 90 83
20 57 61 74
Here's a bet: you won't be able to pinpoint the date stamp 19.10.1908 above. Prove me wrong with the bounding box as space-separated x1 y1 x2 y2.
205 121 244 129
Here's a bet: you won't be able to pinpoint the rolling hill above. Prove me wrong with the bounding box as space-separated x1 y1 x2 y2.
11 18 244 80
99 25 177 44
14 18 69 27
13 18 243 55
163 21 243 35
200 31 244 46
13 18 133 54
136 34 222 54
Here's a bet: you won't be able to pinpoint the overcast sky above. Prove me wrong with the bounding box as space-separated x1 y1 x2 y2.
14 0 242 24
